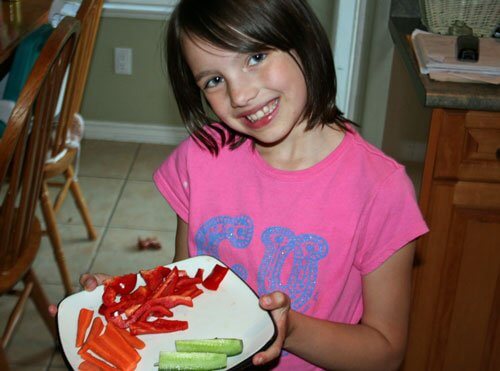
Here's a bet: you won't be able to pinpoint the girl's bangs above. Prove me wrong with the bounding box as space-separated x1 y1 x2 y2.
178 1 288 53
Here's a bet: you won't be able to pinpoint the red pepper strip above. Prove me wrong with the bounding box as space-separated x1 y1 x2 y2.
195 268 204 280
129 319 188 335
202 264 229 290
76 308 94 348
175 285 204 299
124 295 193 327
104 273 137 295
140 266 164 291
176 276 202 288
124 303 142 317
108 322 145 350
102 286 149 324
177 269 188 277
152 267 179 298
109 315 128 329
102 286 117 307
79 316 104 354
139 305 174 322
79 351 117 371
86 335 135 371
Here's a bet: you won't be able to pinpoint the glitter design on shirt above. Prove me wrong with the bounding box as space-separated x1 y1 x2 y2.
195 215 254 258
257 227 328 311
194 216 328 313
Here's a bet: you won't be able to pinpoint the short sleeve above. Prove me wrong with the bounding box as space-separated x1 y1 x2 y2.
153 138 191 222
354 168 428 275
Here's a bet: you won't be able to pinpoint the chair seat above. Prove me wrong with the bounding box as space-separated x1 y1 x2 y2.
0 216 41 293
44 146 78 178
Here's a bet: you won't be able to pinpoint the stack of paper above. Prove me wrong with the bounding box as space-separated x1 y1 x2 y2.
411 29 500 84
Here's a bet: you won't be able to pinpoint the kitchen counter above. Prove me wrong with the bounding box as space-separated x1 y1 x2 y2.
389 17 500 111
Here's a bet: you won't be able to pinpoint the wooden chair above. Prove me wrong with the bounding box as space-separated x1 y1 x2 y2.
40 0 104 296
0 17 80 369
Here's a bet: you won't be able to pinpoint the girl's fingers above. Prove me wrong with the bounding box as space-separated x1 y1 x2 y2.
79 273 111 291
253 291 291 366
48 304 58 317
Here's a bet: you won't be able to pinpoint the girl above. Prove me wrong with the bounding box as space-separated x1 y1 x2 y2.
82 0 428 369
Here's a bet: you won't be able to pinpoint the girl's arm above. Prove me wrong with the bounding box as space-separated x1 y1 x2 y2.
173 215 189 262
255 242 415 371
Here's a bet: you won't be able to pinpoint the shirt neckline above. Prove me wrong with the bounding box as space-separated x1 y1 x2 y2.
249 128 353 181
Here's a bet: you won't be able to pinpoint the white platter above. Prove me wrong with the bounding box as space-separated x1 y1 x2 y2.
57 255 276 370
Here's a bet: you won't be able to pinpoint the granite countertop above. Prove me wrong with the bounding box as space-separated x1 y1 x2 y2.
389 17 500 111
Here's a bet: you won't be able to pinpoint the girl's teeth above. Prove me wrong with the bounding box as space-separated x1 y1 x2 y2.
246 100 277 123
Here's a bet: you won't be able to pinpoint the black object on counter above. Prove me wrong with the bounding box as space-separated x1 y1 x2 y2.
456 35 479 62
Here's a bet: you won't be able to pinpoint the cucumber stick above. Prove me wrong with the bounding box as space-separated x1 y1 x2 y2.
158 351 227 370
175 338 244 356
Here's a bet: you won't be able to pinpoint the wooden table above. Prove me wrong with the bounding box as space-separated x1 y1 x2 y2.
0 0 52 69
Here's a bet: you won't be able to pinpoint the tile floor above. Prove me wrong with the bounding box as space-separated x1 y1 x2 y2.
0 139 424 370
1 140 178 370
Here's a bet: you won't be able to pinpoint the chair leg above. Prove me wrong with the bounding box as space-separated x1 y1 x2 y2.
1 281 33 348
0 346 10 371
25 269 57 342
66 165 97 240
40 182 74 296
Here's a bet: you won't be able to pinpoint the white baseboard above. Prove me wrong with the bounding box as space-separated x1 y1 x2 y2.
84 120 188 145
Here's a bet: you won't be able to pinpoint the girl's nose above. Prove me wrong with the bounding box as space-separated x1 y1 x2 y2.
227 79 258 108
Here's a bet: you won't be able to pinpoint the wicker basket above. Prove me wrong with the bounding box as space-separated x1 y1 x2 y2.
419 0 500 37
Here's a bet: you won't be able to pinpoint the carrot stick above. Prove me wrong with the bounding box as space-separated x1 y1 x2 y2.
107 322 145 350
79 317 105 354
86 336 134 371
102 324 141 364
80 351 117 371
78 360 101 371
76 308 94 347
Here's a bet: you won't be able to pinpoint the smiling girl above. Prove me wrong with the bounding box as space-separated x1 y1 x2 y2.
81 0 428 369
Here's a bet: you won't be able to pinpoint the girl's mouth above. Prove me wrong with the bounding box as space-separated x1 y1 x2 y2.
241 99 279 129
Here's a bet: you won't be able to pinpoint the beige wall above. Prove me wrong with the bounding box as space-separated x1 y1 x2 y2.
81 17 182 126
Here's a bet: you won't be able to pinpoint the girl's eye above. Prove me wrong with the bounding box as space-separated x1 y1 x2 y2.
248 53 267 66
204 76 224 89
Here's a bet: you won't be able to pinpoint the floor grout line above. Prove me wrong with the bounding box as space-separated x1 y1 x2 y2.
85 143 142 273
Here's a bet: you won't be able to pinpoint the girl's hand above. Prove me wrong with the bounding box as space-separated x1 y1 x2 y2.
252 291 291 366
48 273 111 317
79 273 111 291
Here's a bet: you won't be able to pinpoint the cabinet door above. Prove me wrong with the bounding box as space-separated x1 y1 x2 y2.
403 181 500 371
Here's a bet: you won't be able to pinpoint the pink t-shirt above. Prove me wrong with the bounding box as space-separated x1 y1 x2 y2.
154 127 428 370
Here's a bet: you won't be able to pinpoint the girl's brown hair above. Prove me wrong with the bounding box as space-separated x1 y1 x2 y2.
166 0 349 155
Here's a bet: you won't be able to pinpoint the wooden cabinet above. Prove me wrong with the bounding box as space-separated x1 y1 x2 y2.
401 109 500 371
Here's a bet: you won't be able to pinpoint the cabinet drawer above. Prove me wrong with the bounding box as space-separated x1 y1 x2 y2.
434 110 500 182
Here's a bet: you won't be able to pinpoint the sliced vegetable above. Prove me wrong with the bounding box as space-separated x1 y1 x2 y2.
79 351 117 371
157 351 227 371
104 273 137 295
202 264 229 291
109 322 145 350
79 316 104 354
86 334 136 371
76 308 94 347
152 267 179 298
78 360 102 371
175 338 243 356
129 319 188 335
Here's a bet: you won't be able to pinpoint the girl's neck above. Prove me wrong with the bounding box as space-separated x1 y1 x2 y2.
255 123 344 171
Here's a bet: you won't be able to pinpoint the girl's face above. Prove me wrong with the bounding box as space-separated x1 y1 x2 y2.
182 35 308 146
